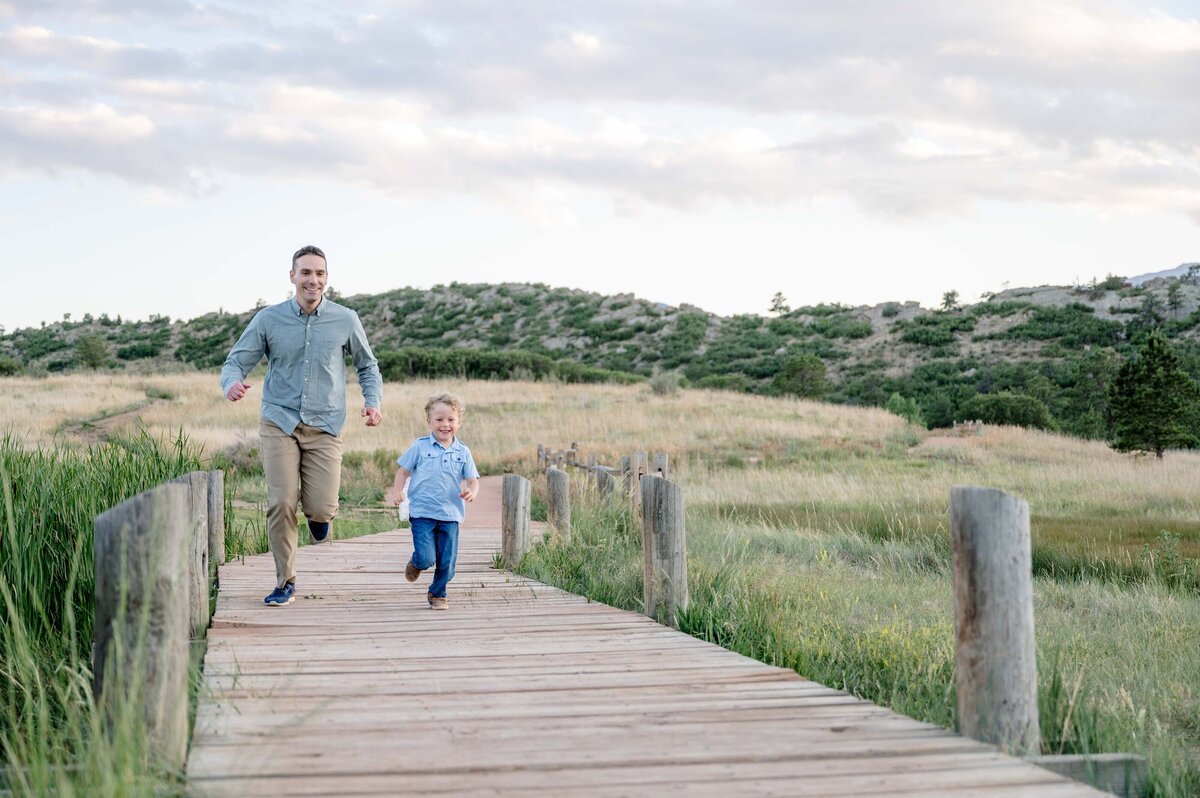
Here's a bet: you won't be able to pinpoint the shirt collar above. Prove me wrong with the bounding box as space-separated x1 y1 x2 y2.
290 296 326 316
425 434 460 451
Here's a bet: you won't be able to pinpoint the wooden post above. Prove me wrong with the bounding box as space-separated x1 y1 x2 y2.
536 443 545 471
565 447 577 466
641 475 688 627
596 467 615 499
951 485 1041 755
501 474 531 568
629 451 648 520
207 469 225 572
652 452 670 480
620 455 632 494
546 467 571 543
171 471 210 638
586 455 598 491
93 483 190 771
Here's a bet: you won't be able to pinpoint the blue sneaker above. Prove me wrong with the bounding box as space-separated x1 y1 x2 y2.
264 583 295 606
308 519 331 543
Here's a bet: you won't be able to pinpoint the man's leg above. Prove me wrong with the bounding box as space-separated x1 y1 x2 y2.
260 420 301 590
295 423 343 540
427 520 459 599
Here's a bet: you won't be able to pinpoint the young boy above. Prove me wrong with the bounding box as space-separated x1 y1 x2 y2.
385 393 480 610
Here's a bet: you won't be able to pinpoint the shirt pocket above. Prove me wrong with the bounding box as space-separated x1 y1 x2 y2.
442 452 467 477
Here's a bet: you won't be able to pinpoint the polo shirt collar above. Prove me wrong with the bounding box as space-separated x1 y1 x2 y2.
426 434 461 451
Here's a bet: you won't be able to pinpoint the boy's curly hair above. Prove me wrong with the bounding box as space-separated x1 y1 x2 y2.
425 393 465 417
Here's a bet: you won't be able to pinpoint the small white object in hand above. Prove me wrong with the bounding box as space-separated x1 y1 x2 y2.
397 498 410 521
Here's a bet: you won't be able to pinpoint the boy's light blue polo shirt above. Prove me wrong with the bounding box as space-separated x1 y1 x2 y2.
398 435 480 523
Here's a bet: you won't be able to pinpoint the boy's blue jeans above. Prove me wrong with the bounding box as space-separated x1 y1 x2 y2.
409 518 459 598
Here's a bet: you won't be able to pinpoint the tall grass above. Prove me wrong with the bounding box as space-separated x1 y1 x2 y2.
0 431 204 795
518 489 1200 798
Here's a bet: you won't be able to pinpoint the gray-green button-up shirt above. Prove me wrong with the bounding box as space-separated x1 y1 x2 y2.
220 298 382 437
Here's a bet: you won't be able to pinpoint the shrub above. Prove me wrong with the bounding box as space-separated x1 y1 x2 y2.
958 392 1056 430
772 354 829 399
884 393 924 426
649 370 683 396
0 354 20 376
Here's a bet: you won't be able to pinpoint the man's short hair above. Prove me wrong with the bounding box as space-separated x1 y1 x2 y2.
292 245 326 270
425 393 465 418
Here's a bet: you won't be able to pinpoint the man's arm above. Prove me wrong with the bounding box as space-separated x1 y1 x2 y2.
346 311 383 425
220 315 266 401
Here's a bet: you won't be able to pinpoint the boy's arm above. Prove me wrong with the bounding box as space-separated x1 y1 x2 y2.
384 467 410 505
459 477 480 503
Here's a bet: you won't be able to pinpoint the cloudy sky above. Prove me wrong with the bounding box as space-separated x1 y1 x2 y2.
2 1 1198 330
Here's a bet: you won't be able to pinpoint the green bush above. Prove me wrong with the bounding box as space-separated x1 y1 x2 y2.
959 392 1056 430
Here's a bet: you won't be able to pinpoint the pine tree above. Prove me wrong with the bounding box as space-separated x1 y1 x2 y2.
1109 332 1198 458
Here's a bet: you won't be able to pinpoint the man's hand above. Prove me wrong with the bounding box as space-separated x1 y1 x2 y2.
226 381 251 402
362 406 382 426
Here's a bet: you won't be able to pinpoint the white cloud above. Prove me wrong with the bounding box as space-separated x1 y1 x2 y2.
0 2 1196 224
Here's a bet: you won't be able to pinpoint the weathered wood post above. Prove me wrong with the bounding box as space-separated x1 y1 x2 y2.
537 443 545 471
207 469 225 573
501 474 531 568
629 451 649 520
565 447 577 466
652 452 670 480
586 455 598 491
94 482 190 771
171 471 210 638
641 475 688 627
620 455 632 494
546 466 571 543
951 485 1041 755
596 467 615 499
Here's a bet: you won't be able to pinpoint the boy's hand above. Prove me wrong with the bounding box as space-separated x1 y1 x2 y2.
384 486 404 505
459 484 478 503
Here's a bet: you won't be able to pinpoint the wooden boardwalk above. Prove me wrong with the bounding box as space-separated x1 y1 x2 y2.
188 479 1105 797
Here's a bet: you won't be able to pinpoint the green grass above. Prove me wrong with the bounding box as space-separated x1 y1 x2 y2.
516 489 1200 798
0 431 206 796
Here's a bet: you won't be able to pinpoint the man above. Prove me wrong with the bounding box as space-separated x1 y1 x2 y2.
221 245 383 606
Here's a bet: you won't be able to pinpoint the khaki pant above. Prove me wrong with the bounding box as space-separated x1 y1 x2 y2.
260 420 343 589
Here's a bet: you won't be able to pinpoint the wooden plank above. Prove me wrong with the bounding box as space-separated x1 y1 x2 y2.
187 476 1106 797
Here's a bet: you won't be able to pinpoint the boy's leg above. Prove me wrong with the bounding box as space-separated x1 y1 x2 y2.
409 518 437 572
260 420 301 590
427 520 460 599
296 423 343 532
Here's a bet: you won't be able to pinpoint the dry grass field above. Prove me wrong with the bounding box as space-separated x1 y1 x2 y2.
4 370 1199 793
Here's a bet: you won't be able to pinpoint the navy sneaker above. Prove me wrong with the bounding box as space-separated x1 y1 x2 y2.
308 519 331 543
264 583 295 606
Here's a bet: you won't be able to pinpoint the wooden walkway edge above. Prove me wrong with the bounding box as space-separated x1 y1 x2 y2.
187 478 1106 797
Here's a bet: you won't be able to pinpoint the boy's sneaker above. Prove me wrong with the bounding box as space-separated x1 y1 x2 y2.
264 583 296 606
404 562 420 582
308 519 331 543
427 593 448 611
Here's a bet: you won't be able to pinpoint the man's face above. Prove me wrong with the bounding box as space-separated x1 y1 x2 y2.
290 253 327 309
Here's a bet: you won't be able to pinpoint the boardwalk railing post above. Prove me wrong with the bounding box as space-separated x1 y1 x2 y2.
546 466 571 543
652 452 670 480
596 467 615 499
641 475 688 628
537 443 545 471
93 482 190 771
501 474 531 568
171 471 211 638
951 485 1041 755
629 451 648 520
207 469 225 573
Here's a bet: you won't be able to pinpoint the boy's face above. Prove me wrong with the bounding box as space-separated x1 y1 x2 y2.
427 403 460 445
